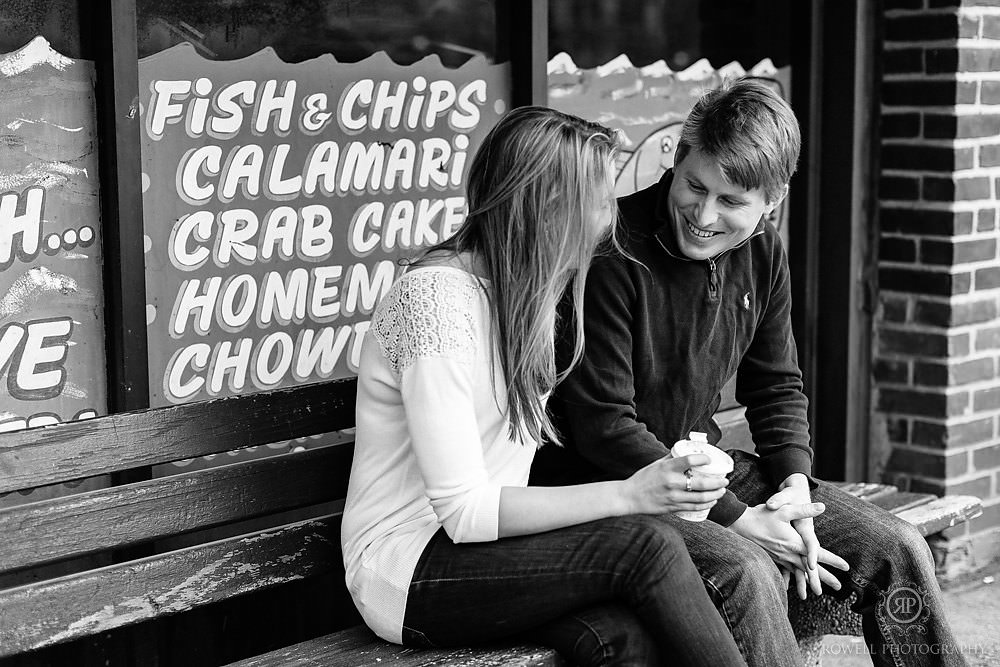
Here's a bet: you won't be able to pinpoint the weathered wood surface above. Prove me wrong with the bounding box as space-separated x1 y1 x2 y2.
225 625 564 667
833 484 982 535
716 406 755 454
0 378 356 494
834 481 898 502
868 491 934 514
897 495 983 537
719 377 740 411
0 516 341 657
0 444 352 573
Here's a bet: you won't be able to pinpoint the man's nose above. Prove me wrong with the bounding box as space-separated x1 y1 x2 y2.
696 198 717 227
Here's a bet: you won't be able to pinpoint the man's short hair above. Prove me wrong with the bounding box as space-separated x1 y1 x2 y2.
675 76 801 203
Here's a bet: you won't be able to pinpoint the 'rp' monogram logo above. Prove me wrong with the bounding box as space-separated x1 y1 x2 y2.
877 582 930 637
742 292 751 310
890 592 920 620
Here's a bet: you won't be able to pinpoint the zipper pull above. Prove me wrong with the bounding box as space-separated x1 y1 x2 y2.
707 258 719 298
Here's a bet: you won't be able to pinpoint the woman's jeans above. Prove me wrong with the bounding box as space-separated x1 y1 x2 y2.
401 514 747 667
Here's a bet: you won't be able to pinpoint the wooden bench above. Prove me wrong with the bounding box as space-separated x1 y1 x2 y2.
0 377 982 667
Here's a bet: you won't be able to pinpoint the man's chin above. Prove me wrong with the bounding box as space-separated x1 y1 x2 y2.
677 240 715 261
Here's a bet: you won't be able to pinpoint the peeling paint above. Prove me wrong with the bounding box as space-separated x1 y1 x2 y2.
42 597 155 646
0 37 73 77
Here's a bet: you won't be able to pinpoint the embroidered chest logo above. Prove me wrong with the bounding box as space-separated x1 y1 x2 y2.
742 292 751 310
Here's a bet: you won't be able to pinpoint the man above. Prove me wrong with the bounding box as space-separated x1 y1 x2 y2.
533 77 964 666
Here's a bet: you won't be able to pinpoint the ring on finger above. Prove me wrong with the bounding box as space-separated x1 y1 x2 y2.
684 468 694 492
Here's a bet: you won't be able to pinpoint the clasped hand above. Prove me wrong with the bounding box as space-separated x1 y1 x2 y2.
731 483 850 600
622 454 728 515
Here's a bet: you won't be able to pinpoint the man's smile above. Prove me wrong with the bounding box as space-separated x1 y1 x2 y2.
684 218 723 239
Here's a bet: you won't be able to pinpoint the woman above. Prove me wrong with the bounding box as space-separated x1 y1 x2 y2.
341 106 746 666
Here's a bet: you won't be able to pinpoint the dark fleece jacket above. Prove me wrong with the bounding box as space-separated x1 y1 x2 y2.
534 170 814 526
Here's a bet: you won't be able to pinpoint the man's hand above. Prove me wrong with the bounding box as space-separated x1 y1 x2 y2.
764 474 850 598
730 501 849 599
767 473 817 573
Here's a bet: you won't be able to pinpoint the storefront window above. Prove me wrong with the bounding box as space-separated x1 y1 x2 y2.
549 0 790 71
0 0 108 502
0 0 91 59
131 1 512 474
137 0 509 413
137 0 498 66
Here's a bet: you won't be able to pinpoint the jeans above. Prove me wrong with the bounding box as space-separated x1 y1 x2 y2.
658 451 964 667
401 514 747 667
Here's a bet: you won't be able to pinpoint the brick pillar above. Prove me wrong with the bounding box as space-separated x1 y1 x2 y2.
876 0 1000 575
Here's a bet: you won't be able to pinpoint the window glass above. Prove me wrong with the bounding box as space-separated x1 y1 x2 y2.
549 0 790 70
0 0 92 59
137 0 498 66
134 1 511 473
0 0 108 503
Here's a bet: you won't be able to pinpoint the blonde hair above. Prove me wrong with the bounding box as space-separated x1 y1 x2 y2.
416 106 619 445
676 76 800 203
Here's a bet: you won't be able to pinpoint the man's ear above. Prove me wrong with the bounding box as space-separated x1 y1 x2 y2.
765 183 790 216
673 148 684 168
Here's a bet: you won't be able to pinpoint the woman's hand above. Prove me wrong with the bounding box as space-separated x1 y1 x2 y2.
620 454 728 516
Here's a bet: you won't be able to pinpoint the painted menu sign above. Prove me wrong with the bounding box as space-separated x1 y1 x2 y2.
139 46 509 406
0 37 107 432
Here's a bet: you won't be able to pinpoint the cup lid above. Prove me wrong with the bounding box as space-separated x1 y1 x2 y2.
670 438 734 474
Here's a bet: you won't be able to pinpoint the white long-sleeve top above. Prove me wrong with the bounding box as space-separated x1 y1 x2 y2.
341 266 536 644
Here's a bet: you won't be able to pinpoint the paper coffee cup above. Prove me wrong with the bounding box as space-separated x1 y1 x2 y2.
669 432 734 522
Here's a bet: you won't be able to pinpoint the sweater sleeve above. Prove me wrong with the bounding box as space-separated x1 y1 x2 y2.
401 356 502 543
556 256 747 525
735 239 816 488
557 257 667 474
373 271 502 543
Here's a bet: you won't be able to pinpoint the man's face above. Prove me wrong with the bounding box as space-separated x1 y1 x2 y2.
668 148 783 261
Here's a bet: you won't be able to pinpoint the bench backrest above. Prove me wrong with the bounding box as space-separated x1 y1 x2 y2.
0 378 359 662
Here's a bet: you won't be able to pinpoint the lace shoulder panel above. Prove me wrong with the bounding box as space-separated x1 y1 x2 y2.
371 269 481 376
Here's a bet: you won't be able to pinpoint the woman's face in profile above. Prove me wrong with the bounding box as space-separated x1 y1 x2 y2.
585 162 617 242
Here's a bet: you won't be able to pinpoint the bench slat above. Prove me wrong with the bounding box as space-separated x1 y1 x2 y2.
867 491 935 514
0 515 341 657
225 625 564 667
717 406 755 454
0 379 356 494
896 496 983 537
833 482 898 502
0 444 352 573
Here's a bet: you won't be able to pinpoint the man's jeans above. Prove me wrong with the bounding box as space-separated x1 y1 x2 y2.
694 450 967 667
401 514 747 666
544 451 966 667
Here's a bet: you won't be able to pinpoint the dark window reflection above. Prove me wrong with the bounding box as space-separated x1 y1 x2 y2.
0 0 92 58
137 0 499 67
549 0 790 70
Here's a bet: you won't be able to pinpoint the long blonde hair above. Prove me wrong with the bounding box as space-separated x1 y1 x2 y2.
415 106 620 445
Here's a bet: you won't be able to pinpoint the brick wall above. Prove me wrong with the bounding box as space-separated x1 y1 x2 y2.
876 0 1000 574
